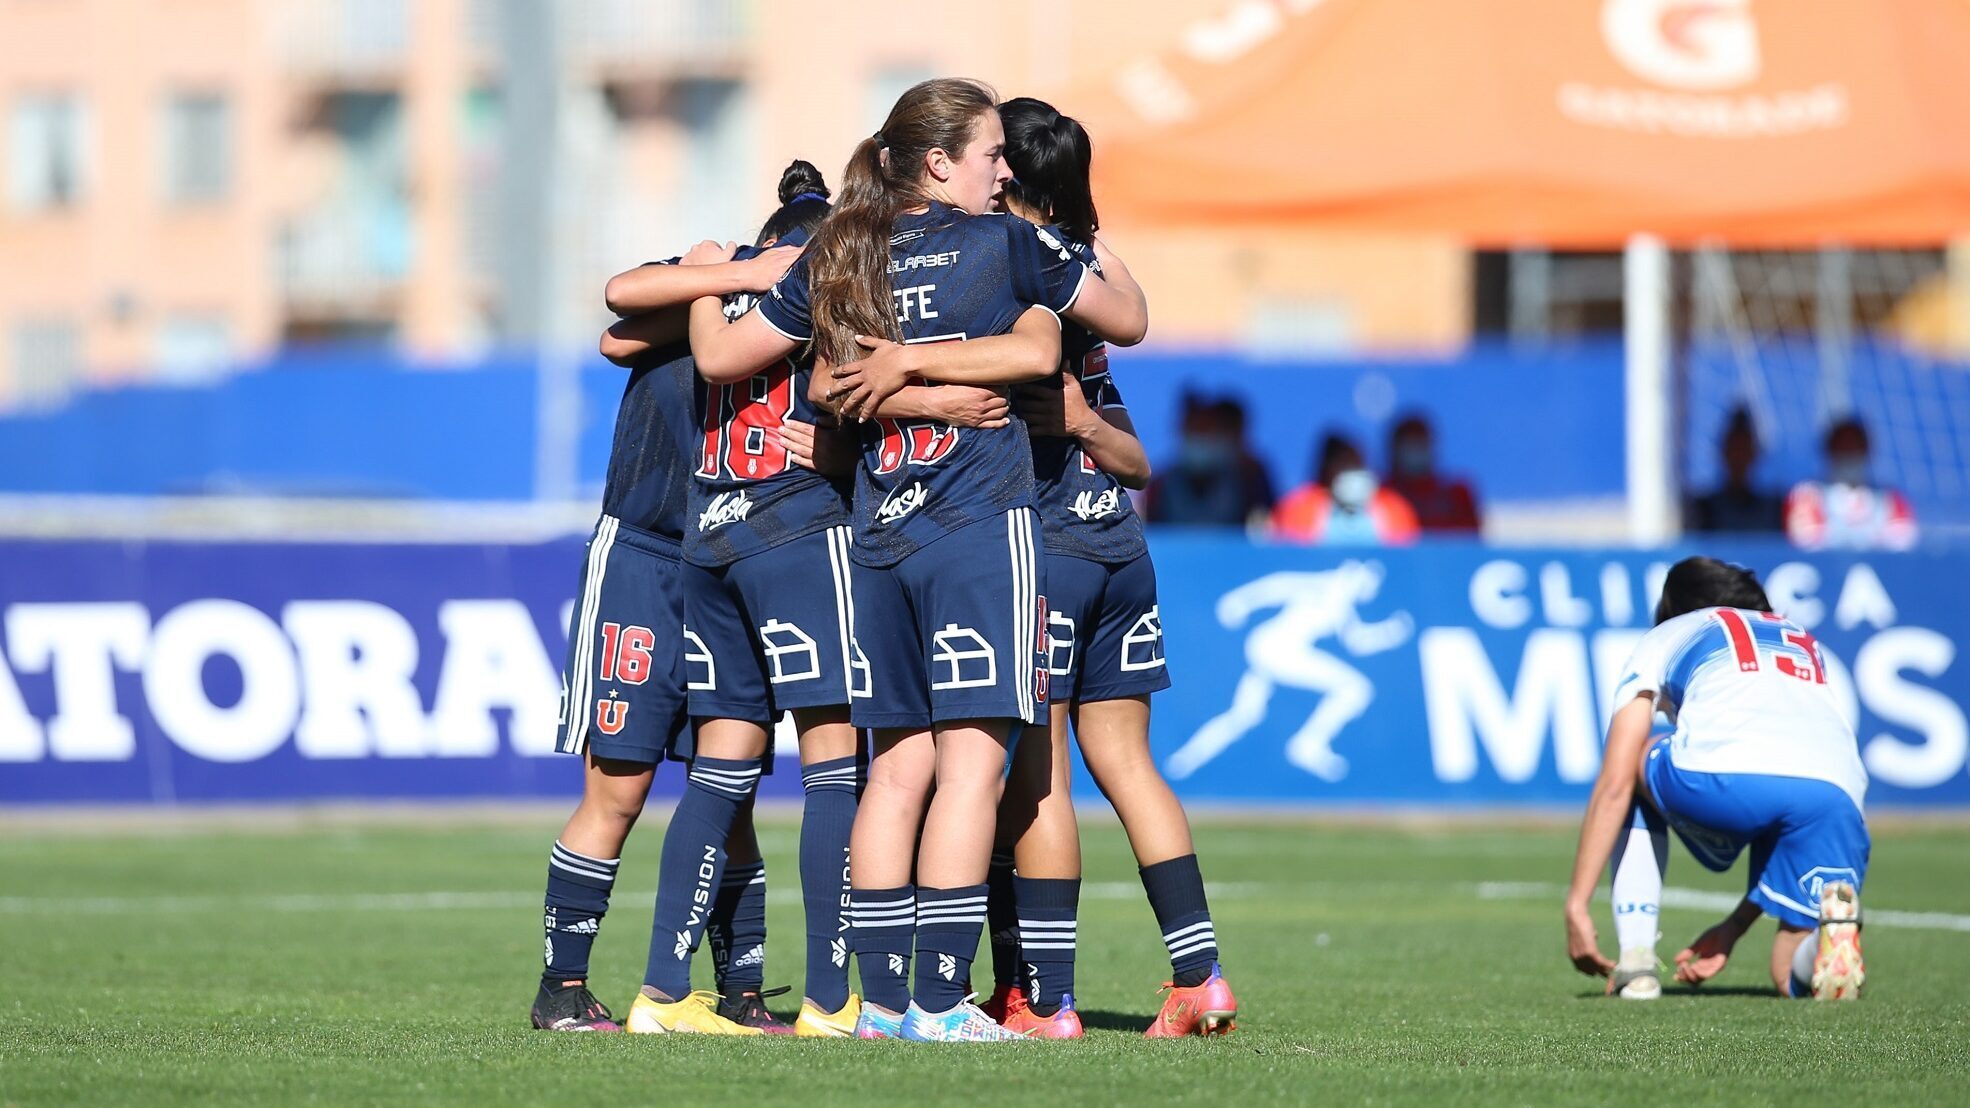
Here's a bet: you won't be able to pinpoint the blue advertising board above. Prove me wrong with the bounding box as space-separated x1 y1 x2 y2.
1 536 1963 807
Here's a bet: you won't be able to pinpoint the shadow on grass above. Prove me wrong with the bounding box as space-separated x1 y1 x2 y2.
1077 1007 1154 1033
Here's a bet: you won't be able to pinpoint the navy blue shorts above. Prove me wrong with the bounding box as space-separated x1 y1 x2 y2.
681 524 861 724
1044 552 1171 705
850 508 1047 729
1643 742 1871 930
555 516 689 766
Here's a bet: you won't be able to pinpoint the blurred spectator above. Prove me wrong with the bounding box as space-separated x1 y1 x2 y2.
1785 417 1917 550
1272 433 1419 545
1686 406 1784 533
1144 394 1276 527
1382 413 1480 533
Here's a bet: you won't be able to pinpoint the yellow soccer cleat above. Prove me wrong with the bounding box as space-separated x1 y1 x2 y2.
625 989 764 1035
1812 882 1866 1001
794 993 862 1038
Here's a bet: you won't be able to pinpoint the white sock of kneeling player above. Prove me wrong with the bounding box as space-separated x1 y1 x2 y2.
1788 927 1819 997
1609 805 1667 954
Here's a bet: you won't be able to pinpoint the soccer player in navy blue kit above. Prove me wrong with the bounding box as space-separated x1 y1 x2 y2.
978 98 1237 1039
527 189 806 1035
689 78 1149 1041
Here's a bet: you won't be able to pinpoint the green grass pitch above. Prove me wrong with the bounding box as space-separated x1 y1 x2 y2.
2 811 1967 1105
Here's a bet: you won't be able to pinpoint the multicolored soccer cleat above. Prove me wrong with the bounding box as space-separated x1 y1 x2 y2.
899 995 1029 1042
717 986 796 1034
530 979 621 1032
625 989 764 1035
1144 963 1238 1038
853 1002 905 1040
1812 881 1865 1001
978 983 1027 1024
795 993 862 1038
1001 993 1083 1039
1609 948 1662 1000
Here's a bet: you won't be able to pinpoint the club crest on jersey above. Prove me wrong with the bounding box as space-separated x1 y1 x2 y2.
877 481 930 525
1071 487 1122 521
698 490 754 532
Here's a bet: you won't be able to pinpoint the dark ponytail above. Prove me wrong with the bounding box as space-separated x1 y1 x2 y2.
998 97 1098 243
758 159 831 245
805 78 998 368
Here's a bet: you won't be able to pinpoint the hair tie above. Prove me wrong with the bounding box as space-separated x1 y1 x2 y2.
789 191 827 205
872 130 887 148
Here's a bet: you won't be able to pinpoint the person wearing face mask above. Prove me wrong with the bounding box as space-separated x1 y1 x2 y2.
1382 414 1480 533
1784 418 1916 551
1687 407 1784 534
1271 433 1420 546
1143 395 1276 527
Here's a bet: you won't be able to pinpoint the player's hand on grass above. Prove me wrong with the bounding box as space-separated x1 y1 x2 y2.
1565 904 1615 977
831 336 913 421
744 244 803 289
1673 922 1739 985
681 239 739 266
926 386 1011 430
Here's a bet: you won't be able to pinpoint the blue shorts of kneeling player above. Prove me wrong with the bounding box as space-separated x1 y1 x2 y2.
554 516 689 766
1642 741 1871 929
1043 552 1171 705
851 508 1048 729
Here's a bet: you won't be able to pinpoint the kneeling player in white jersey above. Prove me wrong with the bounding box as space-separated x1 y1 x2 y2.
1565 557 1867 1001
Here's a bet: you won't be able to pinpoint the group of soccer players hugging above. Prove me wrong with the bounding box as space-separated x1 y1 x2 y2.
528 77 1874 1042
527 79 1233 1041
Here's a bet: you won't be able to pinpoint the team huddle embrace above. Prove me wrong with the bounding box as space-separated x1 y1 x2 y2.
529 78 1234 1042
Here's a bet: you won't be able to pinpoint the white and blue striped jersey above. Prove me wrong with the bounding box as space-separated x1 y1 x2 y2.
1614 606 1867 810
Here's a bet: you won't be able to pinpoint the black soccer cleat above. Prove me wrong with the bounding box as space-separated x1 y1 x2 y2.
531 978 622 1032
716 985 796 1034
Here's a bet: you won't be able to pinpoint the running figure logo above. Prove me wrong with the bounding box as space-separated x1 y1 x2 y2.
1166 561 1412 782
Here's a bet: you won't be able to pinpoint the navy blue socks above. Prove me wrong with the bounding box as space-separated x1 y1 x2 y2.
1014 875 1080 1014
800 756 861 1012
643 756 762 997
1141 854 1218 988
914 884 989 1012
849 885 915 1013
542 841 619 982
708 859 767 996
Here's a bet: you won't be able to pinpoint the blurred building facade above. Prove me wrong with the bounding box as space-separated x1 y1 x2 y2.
0 0 1466 411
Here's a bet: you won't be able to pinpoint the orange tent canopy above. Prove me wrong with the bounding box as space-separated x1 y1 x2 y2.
1079 0 1970 247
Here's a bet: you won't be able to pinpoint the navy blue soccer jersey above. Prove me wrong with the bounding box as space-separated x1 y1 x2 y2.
753 203 1091 567
600 339 699 543
684 232 852 567
1028 227 1148 564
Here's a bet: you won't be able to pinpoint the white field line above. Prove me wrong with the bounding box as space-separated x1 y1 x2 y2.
0 881 1270 917
1477 880 1970 934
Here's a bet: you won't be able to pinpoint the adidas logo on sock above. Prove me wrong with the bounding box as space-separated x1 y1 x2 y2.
831 938 848 968
733 944 764 970
558 917 599 935
938 954 957 981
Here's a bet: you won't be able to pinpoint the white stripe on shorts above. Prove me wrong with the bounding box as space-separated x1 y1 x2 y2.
562 515 620 754
825 525 855 704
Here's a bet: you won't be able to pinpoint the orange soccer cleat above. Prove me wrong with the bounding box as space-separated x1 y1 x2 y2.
979 983 1028 1024
1002 994 1084 1039
1144 963 1238 1038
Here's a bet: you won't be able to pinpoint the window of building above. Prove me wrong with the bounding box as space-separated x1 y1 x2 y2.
156 315 233 383
10 317 82 408
8 94 88 213
163 92 232 204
